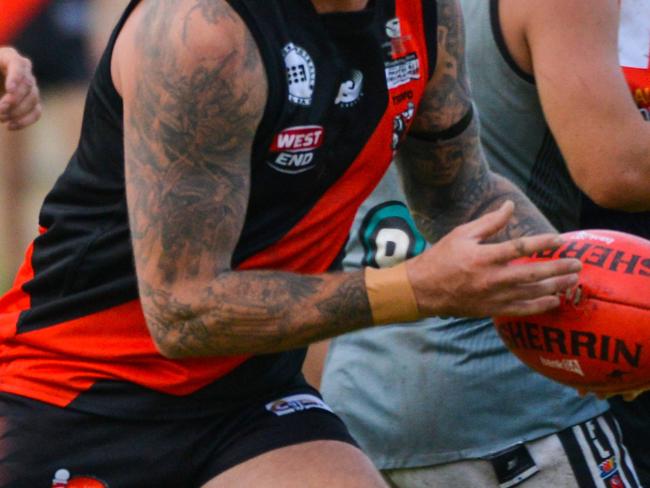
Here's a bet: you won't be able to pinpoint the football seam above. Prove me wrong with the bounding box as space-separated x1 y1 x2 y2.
587 294 650 312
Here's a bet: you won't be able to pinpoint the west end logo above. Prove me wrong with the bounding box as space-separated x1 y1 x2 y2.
283 43 316 106
335 70 364 108
268 125 325 174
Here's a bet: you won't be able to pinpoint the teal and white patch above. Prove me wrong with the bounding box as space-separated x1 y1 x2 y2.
359 201 426 268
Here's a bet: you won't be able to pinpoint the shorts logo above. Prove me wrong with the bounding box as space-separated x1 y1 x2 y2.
268 125 324 174
265 394 333 416
52 469 108 488
335 70 364 107
385 53 421 90
283 43 316 106
599 457 623 486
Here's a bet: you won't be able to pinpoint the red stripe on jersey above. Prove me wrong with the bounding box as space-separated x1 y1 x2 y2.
0 240 35 341
0 299 248 407
396 0 430 75
237 117 395 273
623 67 650 111
0 0 50 44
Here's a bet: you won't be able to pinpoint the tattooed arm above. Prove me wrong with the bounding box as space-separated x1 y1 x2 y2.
397 0 554 242
392 0 583 318
113 0 373 358
113 0 579 359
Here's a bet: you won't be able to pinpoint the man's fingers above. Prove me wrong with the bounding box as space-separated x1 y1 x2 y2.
7 103 42 130
0 75 33 117
501 258 581 286
0 47 19 76
2 88 40 122
4 73 33 106
496 295 562 317
481 233 565 263
463 200 514 240
2 53 31 94
497 273 579 302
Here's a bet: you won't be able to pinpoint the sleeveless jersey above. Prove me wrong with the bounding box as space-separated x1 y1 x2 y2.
0 0 437 418
322 165 606 469
323 0 610 468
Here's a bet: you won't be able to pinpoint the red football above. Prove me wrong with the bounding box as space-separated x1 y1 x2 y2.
493 230 650 398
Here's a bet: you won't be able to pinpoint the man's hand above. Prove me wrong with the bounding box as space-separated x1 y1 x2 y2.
406 201 582 318
0 47 42 130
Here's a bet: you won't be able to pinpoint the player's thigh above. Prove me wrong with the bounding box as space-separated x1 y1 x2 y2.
202 440 388 488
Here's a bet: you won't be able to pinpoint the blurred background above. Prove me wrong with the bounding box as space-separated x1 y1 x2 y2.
0 0 129 291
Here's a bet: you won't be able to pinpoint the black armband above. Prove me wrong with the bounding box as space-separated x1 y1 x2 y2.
408 104 474 143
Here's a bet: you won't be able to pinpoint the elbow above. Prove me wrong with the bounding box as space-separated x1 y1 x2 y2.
150 334 186 360
570 145 650 211
142 305 193 360
576 171 650 212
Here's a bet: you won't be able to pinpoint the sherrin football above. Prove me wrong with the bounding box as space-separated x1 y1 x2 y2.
493 230 650 399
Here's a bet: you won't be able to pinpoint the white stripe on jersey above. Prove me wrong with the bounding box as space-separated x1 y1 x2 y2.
573 423 608 488
619 0 650 68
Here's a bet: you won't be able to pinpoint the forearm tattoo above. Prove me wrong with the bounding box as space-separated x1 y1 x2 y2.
124 0 371 357
398 0 553 243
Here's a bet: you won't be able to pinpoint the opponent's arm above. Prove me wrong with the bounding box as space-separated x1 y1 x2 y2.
396 0 580 317
522 0 650 210
116 0 372 358
399 0 553 242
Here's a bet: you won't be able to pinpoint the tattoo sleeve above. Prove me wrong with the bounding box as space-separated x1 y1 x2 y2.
122 0 371 358
396 0 554 243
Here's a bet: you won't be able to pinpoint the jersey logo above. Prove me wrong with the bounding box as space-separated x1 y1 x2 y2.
52 469 109 488
335 69 364 107
385 17 411 58
359 201 426 268
265 394 333 416
268 125 324 174
283 43 316 106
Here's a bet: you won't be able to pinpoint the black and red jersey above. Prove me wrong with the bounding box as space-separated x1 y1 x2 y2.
0 0 437 418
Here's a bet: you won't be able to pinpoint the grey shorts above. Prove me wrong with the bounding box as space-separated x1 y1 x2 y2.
383 413 641 488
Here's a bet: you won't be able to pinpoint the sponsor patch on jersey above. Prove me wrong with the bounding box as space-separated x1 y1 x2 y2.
392 101 416 150
268 125 324 174
283 43 316 106
385 18 402 39
52 469 109 488
265 394 333 416
392 89 414 105
384 17 412 58
385 53 420 89
335 69 364 107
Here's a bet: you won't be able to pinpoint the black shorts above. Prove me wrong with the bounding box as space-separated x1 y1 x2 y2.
0 382 357 487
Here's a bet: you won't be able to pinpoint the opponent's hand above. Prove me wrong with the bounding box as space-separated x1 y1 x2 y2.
406 201 582 318
0 47 42 130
